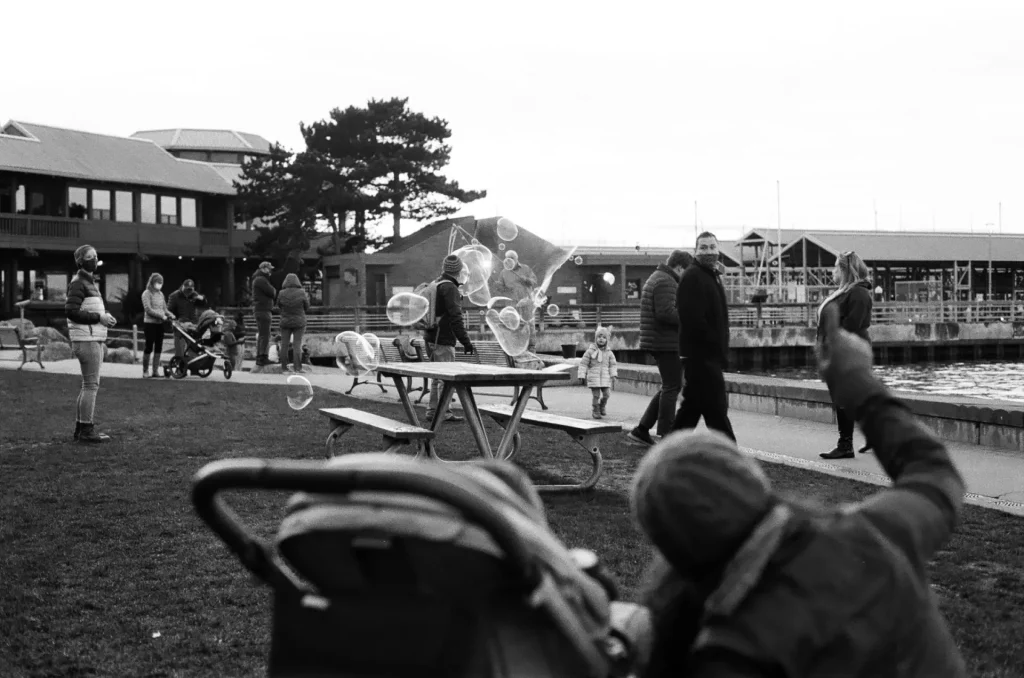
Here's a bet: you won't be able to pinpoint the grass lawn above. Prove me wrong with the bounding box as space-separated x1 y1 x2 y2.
1 370 1023 677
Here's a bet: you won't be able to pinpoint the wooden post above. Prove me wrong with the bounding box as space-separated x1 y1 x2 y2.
132 324 138 362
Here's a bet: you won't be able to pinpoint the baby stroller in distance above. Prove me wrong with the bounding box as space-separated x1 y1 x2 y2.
165 315 233 380
192 453 653 677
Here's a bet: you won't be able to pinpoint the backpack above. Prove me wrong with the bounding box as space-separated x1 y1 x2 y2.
413 277 455 331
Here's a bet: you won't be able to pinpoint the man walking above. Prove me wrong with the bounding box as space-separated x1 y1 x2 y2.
424 254 476 423
167 278 199 359
672 231 736 441
628 249 693 446
251 261 277 368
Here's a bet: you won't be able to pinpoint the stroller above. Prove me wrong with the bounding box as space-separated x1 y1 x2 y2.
165 312 233 380
192 453 653 677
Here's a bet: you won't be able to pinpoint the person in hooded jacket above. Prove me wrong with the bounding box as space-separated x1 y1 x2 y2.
277 272 310 373
251 261 277 367
628 249 693 446
630 302 967 678
817 250 874 459
423 254 475 423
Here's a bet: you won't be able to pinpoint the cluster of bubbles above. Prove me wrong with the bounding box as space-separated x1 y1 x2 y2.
382 216 576 357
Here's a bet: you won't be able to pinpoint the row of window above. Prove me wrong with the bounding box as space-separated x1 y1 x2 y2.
67 187 197 227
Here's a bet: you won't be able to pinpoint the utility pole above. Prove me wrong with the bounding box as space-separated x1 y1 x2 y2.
694 201 699 242
776 180 783 298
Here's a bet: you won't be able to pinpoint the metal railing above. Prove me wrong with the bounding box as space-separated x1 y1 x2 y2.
210 301 1024 334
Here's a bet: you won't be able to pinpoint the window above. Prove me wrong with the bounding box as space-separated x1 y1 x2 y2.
210 152 241 164
140 193 156 223
178 151 209 161
115 191 133 222
91 190 111 220
14 184 26 213
159 196 178 224
68 187 88 219
181 197 197 227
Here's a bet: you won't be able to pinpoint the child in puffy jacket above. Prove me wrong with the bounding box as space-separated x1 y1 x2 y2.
578 325 618 419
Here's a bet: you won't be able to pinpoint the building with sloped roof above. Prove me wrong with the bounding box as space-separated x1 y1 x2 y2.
131 128 272 165
0 120 272 317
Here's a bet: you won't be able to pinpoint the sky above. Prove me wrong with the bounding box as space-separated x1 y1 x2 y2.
8 0 1024 246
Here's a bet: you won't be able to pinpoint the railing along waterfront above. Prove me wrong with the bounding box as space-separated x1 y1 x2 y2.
216 301 1024 334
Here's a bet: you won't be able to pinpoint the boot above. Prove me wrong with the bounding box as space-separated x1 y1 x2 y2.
73 421 82 441
592 408 603 420
142 353 151 378
151 354 161 378
78 423 111 444
600 403 608 416
820 438 854 459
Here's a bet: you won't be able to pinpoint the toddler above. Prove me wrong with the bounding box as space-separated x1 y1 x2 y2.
578 325 618 419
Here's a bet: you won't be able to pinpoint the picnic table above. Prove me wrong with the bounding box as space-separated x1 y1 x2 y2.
374 362 568 461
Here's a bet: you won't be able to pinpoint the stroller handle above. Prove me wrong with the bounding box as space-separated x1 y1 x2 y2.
191 455 544 592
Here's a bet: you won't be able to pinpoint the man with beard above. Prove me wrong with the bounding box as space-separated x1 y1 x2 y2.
672 231 735 441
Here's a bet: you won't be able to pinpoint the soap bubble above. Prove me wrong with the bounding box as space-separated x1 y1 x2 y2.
286 375 314 411
471 238 479 245
603 272 616 285
503 257 516 271
386 292 429 326
453 243 493 298
574 256 583 265
486 308 531 356
498 306 521 330
334 331 379 377
487 296 514 309
496 217 518 241
505 250 517 261
546 304 560 317
498 243 506 252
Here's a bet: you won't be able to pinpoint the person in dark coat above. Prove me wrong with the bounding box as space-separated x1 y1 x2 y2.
423 254 476 423
631 303 967 678
628 249 693 446
251 261 277 367
167 278 199 360
277 273 310 373
818 250 875 459
672 231 735 441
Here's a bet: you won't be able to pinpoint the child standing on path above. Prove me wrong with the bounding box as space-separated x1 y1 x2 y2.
578 326 618 419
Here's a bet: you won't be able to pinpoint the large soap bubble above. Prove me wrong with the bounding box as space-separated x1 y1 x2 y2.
546 303 560 317
386 292 429 326
498 306 521 330
485 308 531 356
603 272 616 285
286 375 314 411
502 257 516 271
496 217 519 241
334 331 379 377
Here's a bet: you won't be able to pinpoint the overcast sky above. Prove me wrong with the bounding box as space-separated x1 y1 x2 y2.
8 0 1024 245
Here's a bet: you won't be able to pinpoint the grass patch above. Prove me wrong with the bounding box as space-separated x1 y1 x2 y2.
1 370 1022 677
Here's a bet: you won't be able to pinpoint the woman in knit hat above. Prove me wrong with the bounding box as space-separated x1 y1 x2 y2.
630 304 967 677
64 245 118 443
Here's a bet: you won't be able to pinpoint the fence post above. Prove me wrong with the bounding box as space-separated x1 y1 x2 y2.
132 324 138 363
353 306 361 333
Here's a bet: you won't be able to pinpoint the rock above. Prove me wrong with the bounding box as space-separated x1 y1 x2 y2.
41 342 73 362
104 347 135 364
34 326 70 345
0 319 35 334
106 338 133 350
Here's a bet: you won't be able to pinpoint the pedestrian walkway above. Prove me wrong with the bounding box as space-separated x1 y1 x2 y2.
4 356 1023 516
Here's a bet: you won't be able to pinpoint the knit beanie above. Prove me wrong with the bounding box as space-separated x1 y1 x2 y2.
631 430 774 578
595 325 611 341
73 244 94 265
442 254 464 276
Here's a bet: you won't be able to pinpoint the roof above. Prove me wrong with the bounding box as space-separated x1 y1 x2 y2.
771 230 1024 263
736 228 807 246
131 129 272 155
0 120 235 195
566 242 742 266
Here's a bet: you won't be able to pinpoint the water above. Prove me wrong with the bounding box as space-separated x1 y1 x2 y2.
746 360 1024 404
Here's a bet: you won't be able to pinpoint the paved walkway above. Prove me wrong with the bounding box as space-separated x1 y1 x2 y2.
4 356 1023 517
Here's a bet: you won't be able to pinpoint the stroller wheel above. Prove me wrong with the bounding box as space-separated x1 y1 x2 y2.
169 357 187 380
223 362 233 379
196 365 213 378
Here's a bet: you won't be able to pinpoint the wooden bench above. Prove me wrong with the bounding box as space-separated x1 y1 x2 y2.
320 407 434 457
477 404 622 493
343 342 389 395
451 339 549 410
343 335 429 400
0 326 44 371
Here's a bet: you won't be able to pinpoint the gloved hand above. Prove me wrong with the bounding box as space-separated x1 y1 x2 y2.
816 304 887 415
462 342 475 355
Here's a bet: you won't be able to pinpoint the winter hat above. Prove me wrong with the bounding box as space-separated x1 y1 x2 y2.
73 244 95 266
594 325 611 341
442 254 464 276
631 429 775 578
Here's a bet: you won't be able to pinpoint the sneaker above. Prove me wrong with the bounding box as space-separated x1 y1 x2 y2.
78 424 111 444
626 428 655 446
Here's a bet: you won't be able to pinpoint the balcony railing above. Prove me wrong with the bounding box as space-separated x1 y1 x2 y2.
0 214 80 239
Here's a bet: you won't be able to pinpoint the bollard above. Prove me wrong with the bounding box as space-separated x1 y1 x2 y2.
132 324 138 363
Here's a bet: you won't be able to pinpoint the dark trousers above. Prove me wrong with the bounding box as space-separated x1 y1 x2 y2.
637 351 683 437
672 359 736 442
254 311 272 361
834 402 855 447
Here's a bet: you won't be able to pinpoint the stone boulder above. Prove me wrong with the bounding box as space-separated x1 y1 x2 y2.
104 347 136 364
34 326 70 345
41 342 73 362
106 338 134 350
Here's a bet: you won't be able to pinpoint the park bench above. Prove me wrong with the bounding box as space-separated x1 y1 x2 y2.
0 325 44 371
450 339 549 410
344 335 428 399
320 407 435 457
477 404 622 493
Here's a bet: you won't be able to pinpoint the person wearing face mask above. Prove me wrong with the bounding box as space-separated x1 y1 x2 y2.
65 244 118 443
141 272 175 378
671 231 735 441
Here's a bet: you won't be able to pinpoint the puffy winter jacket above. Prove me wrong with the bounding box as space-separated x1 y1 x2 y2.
577 344 618 388
251 271 277 313
277 273 310 330
65 269 108 342
639 264 681 352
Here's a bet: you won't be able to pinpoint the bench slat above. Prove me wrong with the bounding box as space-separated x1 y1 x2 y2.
477 404 623 435
319 408 434 439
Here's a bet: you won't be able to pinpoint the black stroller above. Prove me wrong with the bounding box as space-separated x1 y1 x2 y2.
192 453 652 677
165 313 233 380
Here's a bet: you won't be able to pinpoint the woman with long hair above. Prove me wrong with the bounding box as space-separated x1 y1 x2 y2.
141 272 175 378
817 251 874 459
